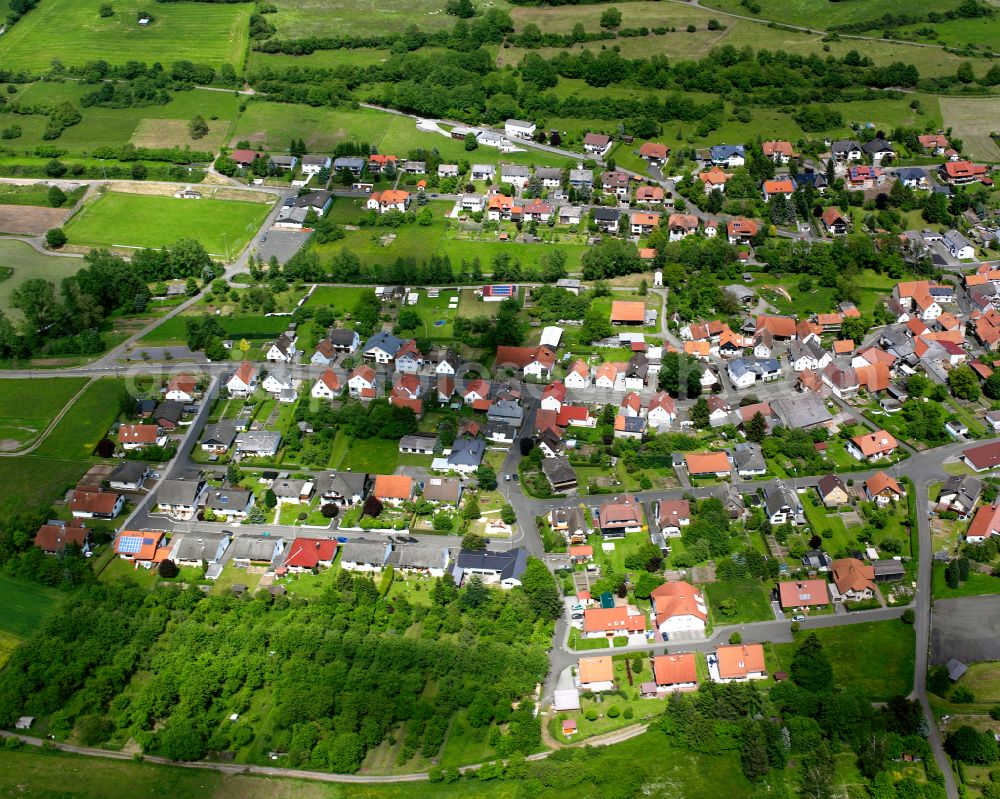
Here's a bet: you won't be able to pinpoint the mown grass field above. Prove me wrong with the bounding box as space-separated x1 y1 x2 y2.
0 377 88 449
771 620 915 700
698 0 982 30
0 574 62 639
0 183 84 208
32 378 130 460
0 0 251 71
931 561 1000 599
704 579 774 624
939 96 1000 162
0 240 86 321
64 192 272 256
268 0 510 38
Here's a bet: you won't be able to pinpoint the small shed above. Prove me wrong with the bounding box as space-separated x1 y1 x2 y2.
947 658 968 682
15 716 34 730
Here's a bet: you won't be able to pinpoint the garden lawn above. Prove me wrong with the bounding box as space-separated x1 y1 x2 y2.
931 562 1000 599
305 285 374 316
64 193 272 256
589 530 649 575
0 0 251 71
703 579 774 625
0 240 85 322
771 620 915 700
0 377 88 449
334 437 400 474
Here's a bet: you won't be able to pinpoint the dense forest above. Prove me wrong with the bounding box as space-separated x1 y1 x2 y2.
0 564 559 771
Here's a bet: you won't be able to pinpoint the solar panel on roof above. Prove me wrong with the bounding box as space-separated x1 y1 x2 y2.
143 538 154 546
118 536 143 554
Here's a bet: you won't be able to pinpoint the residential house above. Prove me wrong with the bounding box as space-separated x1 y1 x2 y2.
373 474 414 505
578 656 616 692
896 167 928 190
70 488 125 519
165 373 197 402
540 381 566 412
451 547 529 588
667 213 698 241
300 154 331 175
582 605 647 639
316 471 368 507
713 643 767 682
821 363 860 398
862 138 895 164
153 399 184 430
565 359 592 389
763 178 795 201
699 166 730 193
118 424 162 451
523 199 553 223
558 205 584 226
234 430 282 459
593 207 620 233
262 366 297 402
389 543 451 578
936 475 981 518
327 328 360 354
550 506 590 544
568 168 593 189
463 378 491 406
230 535 285 568
227 361 258 397
636 185 665 205
944 229 975 260
109 460 150 491
471 163 496 181
171 533 231 568
446 437 486 475
822 207 850 235
831 139 863 162
394 339 425 374
541 456 577 492
656 500 690 537
332 155 367 175
536 167 562 188
272 478 314 504
610 300 647 325
653 653 698 692
113 531 166 566
710 144 745 168
366 189 410 214
727 218 758 245
966 503 1000 542
966 441 1000 472
651 581 707 640
437 163 458 179
817 474 851 507
154 477 205 519
598 494 644 537
284 538 338 572
762 140 795 163
940 161 989 186
348 364 378 399
501 163 530 188
847 430 898 462
918 134 951 155
639 141 669 165
602 170 631 198
495 345 556 380
831 558 876 601
614 415 645 439
204 487 254 522
311 369 343 399
732 442 766 477
583 132 612 156
423 477 462 506
865 471 903 505
630 210 660 236
764 481 802 524
340 541 392 573
646 391 676 430
778 579 830 610
200 421 237 454
34 518 89 555
684 451 732 478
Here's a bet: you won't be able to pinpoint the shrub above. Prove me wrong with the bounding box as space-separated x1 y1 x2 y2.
623 707 634 719
729 632 743 644
585 708 598 721
158 559 179 578
606 706 621 718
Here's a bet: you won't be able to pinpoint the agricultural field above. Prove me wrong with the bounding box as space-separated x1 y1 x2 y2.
31 378 130 460
939 97 1000 162
268 0 511 38
770 620 915 700
0 240 86 321
0 0 252 71
2 83 242 154
0 575 62 668
63 192 273 256
0 183 85 208
698 0 987 31
0 377 88 451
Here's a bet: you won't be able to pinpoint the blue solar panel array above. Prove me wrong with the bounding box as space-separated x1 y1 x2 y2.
118 535 155 554
487 284 514 296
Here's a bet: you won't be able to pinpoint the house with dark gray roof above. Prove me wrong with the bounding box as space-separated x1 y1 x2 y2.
204 487 254 521
201 421 237 454
542 456 577 492
447 437 486 474
235 431 282 458
316 471 368 506
155 477 206 520
109 460 150 491
732 442 766 477
764 482 803 525
231 535 286 567
170 532 231 567
423 477 462 505
340 541 392 572
773 394 833 430
452 547 529 588
388 543 451 577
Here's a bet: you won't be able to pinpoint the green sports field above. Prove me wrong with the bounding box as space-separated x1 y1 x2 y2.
0 0 251 71
63 192 272 256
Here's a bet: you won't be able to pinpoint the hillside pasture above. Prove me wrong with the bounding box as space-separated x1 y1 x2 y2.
0 0 251 71
940 96 1000 162
63 192 272 256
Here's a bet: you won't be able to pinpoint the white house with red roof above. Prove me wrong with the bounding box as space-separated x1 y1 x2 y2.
284 537 338 572
651 581 707 640
226 361 258 397
165 374 197 402
541 381 566 412
310 369 343 399
564 359 592 389
646 391 676 429
348 364 378 399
